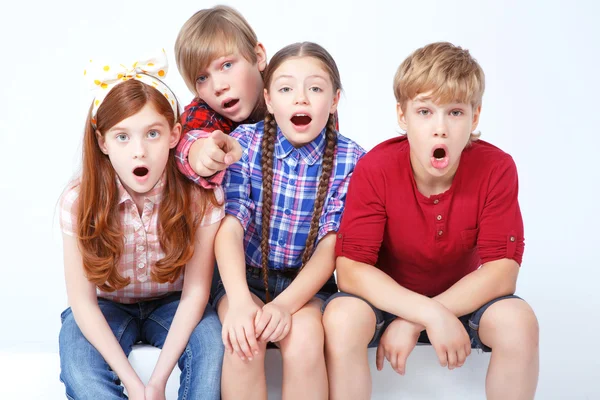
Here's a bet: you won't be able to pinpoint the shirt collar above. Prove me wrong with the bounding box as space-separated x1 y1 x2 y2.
116 172 167 206
274 126 327 166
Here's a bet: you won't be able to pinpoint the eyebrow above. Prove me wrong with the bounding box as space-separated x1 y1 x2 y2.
273 74 328 82
109 121 166 132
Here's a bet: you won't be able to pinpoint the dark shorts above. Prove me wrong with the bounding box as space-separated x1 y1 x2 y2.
322 292 523 352
211 265 338 307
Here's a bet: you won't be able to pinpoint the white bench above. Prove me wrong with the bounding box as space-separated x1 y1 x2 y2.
0 346 490 399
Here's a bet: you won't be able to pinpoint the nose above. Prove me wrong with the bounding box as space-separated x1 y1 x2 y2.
213 75 229 97
294 89 309 105
132 138 146 159
433 115 448 138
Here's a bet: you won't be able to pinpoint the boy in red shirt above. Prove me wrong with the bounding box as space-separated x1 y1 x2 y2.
322 42 539 400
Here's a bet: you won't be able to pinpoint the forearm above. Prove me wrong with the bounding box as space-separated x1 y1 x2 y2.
148 294 208 387
336 257 441 328
215 216 252 304
71 303 142 389
433 258 519 317
273 234 336 314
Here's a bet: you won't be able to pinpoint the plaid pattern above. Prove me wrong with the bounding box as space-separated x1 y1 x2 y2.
175 98 239 189
175 98 340 189
224 121 365 271
59 175 224 304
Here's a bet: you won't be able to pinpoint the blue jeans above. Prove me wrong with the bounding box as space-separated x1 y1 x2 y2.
59 292 224 400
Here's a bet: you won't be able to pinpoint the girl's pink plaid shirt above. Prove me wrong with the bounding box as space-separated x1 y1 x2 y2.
59 175 224 304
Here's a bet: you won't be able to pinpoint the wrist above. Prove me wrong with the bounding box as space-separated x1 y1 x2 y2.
147 376 167 391
422 301 448 328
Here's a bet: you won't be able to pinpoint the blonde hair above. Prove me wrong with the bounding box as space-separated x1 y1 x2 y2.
394 42 485 111
175 5 259 96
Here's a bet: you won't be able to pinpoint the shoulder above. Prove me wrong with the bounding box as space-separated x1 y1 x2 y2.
463 140 517 177
60 180 82 211
335 131 367 162
358 135 409 174
230 121 265 148
59 180 82 235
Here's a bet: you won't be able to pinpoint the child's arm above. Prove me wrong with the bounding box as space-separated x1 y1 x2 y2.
215 215 261 361
335 160 470 368
433 157 524 316
62 234 146 398
175 99 241 186
146 211 221 395
213 125 261 360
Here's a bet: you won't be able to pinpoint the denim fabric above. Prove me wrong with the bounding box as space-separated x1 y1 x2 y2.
322 292 523 353
59 292 224 399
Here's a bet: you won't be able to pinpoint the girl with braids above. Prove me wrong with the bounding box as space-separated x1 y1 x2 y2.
58 53 225 400
212 42 365 400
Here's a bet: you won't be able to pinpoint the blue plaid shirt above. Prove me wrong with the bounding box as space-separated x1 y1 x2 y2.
224 121 365 271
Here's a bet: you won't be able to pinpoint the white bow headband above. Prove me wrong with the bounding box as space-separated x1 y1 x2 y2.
84 49 178 128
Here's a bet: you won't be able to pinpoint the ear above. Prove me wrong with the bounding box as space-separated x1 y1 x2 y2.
396 103 408 131
95 131 108 154
471 105 482 132
264 88 274 114
329 89 341 114
255 42 267 72
169 123 182 149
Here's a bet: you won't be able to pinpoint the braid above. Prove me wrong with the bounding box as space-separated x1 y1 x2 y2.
260 114 277 302
299 114 338 271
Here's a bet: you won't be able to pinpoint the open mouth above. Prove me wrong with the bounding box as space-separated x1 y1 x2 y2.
223 99 239 109
133 167 149 177
290 114 312 126
433 147 447 160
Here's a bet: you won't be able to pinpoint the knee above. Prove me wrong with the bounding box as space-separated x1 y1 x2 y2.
223 341 267 372
482 299 539 353
280 318 325 367
322 297 375 352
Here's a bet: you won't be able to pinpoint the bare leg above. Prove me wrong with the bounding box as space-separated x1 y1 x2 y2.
217 294 268 400
278 298 328 400
478 298 539 400
323 297 377 400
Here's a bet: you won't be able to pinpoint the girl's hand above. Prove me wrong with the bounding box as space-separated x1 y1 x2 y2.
254 302 292 343
222 301 262 361
424 305 471 370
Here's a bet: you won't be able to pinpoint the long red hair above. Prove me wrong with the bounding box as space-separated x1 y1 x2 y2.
77 79 218 291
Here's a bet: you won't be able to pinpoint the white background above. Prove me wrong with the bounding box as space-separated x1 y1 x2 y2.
0 0 598 398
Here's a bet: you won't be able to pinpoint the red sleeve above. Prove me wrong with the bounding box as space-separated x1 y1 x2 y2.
335 157 387 266
477 156 525 265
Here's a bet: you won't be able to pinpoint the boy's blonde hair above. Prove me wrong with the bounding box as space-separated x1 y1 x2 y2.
394 42 485 111
175 5 259 96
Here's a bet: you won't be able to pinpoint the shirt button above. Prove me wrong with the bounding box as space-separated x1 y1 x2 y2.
510 236 516 242
138 275 148 282
137 262 145 269
433 199 440 205
436 215 442 221
289 179 296 186
137 245 144 251
438 230 443 236
278 240 285 246
284 209 291 216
